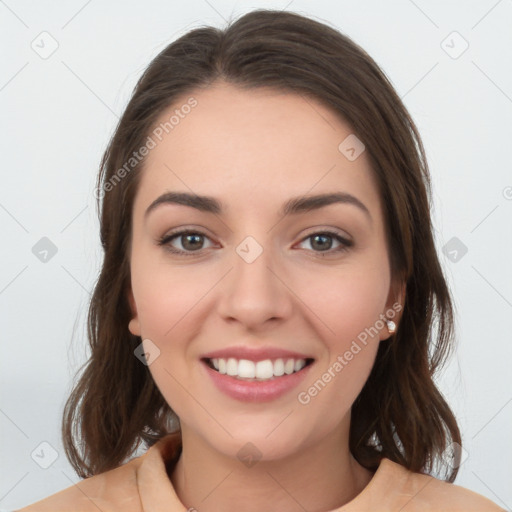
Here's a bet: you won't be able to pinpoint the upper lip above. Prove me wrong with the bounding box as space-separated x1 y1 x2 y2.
201 346 314 362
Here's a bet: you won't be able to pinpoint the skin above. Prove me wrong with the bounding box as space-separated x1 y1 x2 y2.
127 81 405 512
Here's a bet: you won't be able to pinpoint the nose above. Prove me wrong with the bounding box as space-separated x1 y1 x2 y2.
216 237 293 329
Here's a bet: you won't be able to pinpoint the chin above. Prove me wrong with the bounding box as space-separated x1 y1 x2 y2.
211 419 319 463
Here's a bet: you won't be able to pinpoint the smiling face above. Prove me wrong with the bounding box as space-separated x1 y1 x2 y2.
127 81 403 461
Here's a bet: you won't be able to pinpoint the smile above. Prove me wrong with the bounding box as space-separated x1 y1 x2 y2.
204 357 314 381
201 356 315 402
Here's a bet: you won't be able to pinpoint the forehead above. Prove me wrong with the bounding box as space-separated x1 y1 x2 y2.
134 83 382 222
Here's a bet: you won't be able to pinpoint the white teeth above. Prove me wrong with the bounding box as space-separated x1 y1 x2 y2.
273 358 285 376
284 358 295 375
226 358 238 376
294 359 306 372
238 359 256 378
208 357 309 380
255 360 273 379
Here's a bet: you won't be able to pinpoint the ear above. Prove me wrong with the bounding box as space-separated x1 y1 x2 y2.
127 287 141 337
380 276 406 341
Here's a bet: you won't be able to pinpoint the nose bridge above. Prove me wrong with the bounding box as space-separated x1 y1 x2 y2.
217 233 291 325
233 233 279 297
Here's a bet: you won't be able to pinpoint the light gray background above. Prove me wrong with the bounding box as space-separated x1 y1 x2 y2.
1 0 511 510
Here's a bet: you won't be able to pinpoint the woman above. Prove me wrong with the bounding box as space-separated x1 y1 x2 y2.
17 8 504 511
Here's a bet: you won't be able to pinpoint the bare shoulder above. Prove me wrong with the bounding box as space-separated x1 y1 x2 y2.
405 470 506 511
15 456 144 512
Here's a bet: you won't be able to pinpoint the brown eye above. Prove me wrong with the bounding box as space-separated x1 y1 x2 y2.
298 231 353 254
158 230 213 256
179 233 204 251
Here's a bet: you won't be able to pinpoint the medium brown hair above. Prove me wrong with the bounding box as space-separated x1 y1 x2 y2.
62 8 461 482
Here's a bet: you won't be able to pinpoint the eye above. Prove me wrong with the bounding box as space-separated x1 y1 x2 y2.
296 230 353 255
157 229 214 256
157 228 353 257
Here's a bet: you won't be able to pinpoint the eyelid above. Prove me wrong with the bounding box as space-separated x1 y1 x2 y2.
298 226 352 243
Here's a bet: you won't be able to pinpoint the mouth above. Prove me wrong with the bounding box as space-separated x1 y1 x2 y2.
201 357 315 382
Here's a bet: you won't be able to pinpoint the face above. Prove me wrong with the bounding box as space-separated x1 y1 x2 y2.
127 82 403 461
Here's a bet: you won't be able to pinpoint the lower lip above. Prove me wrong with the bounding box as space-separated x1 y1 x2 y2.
201 360 313 403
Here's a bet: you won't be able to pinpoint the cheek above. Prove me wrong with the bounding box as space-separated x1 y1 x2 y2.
131 259 217 416
298 265 386 397
302 262 388 345
131 255 213 340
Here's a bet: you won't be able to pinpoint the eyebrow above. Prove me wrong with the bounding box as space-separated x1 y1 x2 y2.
144 191 372 223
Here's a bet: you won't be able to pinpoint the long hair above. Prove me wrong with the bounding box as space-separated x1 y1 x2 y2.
62 8 461 482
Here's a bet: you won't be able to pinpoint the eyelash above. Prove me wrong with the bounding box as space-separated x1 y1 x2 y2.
157 228 353 257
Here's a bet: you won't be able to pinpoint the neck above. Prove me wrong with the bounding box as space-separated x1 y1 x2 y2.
170 421 374 512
